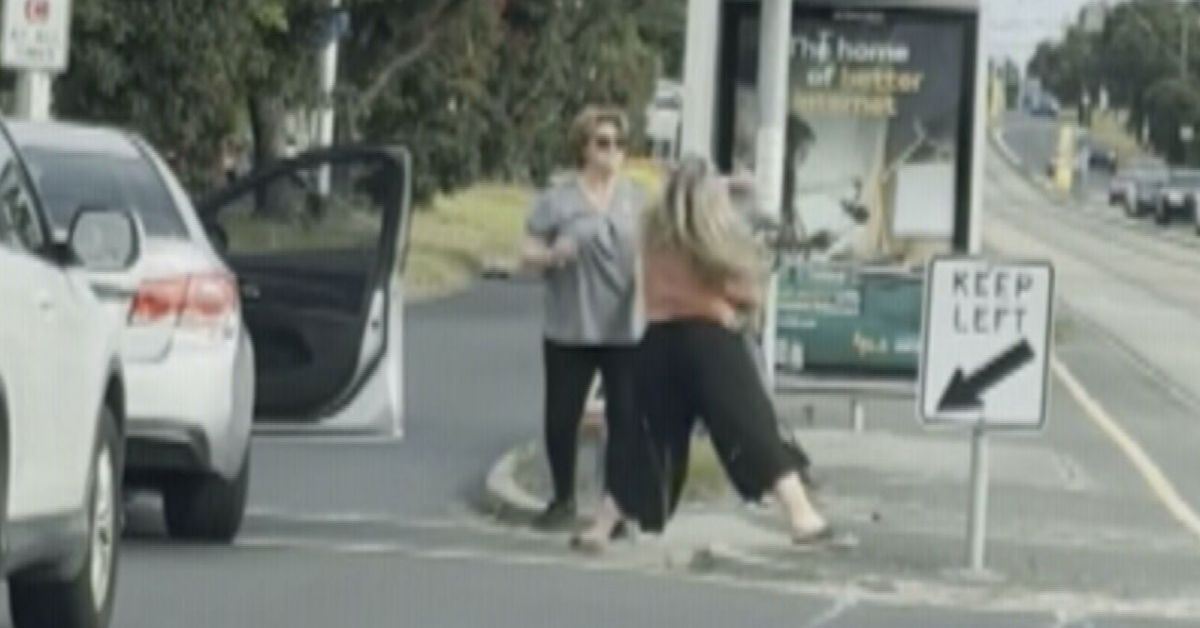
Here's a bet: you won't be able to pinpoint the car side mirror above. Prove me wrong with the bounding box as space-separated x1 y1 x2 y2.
67 206 141 272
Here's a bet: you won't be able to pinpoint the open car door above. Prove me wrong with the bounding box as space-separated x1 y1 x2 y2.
198 146 412 437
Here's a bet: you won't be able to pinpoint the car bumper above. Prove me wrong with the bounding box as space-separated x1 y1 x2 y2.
126 421 210 474
122 329 254 480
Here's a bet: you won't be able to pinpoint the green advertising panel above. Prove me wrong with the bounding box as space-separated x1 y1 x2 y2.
719 1 978 378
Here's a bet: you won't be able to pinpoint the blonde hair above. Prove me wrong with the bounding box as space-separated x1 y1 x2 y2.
642 156 769 303
568 105 628 167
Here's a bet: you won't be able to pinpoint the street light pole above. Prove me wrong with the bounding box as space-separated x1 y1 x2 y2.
316 0 341 195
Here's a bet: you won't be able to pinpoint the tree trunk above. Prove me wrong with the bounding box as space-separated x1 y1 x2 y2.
248 94 292 217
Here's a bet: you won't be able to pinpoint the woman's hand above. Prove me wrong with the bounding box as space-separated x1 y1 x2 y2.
550 237 578 266
520 235 578 272
520 236 559 271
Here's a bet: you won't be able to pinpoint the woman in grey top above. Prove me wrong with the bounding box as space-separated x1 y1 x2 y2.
521 106 646 533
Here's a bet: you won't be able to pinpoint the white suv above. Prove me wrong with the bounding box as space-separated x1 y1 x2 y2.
0 121 139 627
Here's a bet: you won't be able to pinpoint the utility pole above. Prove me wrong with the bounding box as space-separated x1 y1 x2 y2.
681 0 719 159
754 0 793 390
316 0 343 195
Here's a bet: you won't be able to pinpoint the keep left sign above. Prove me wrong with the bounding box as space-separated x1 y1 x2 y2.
920 257 1055 430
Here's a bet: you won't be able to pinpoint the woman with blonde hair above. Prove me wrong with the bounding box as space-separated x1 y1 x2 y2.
574 155 830 551
521 105 646 532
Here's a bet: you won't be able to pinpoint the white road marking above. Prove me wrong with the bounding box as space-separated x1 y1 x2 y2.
803 595 859 628
1053 358 1200 544
245 508 469 530
230 533 1200 620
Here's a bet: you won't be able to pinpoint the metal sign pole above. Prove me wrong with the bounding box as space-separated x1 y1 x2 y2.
965 425 990 572
13 69 52 121
755 0 793 391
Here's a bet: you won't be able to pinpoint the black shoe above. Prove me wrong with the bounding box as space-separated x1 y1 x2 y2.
532 500 576 531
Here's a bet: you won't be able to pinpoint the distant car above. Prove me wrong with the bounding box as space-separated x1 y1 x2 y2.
1029 98 1060 119
0 119 138 627
1111 161 1169 217
1086 146 1118 173
1153 168 1200 226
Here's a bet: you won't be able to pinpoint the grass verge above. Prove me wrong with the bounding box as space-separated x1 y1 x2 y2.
404 159 666 303
682 435 730 502
405 182 531 302
1089 110 1150 164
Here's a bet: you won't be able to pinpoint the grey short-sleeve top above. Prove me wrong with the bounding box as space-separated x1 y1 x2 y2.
525 175 645 346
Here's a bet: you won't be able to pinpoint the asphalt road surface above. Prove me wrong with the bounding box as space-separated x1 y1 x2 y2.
100 279 1200 627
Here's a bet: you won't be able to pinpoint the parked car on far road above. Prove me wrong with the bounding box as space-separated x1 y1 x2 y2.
1153 168 1200 226
1109 160 1169 217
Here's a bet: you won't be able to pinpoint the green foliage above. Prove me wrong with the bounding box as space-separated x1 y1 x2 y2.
51 0 682 203
1030 1 1200 165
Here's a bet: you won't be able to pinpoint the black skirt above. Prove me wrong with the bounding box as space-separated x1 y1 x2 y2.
611 319 801 533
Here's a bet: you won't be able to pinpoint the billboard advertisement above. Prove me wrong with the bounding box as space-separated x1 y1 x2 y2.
719 2 979 378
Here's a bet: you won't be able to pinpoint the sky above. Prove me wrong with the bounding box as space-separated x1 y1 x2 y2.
985 0 1093 65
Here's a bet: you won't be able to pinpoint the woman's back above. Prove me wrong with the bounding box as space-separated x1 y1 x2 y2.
643 247 743 327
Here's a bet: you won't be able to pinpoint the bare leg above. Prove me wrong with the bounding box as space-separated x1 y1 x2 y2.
772 471 828 541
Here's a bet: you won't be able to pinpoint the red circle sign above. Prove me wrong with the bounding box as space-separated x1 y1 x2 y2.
25 0 49 24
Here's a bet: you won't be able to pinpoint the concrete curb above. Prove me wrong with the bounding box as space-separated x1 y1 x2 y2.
482 439 545 519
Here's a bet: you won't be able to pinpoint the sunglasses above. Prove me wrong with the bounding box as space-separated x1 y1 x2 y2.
592 134 626 151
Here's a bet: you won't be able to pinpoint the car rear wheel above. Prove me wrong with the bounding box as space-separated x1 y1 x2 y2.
162 449 250 543
9 405 122 628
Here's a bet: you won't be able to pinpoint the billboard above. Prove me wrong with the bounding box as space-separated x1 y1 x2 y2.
718 1 980 377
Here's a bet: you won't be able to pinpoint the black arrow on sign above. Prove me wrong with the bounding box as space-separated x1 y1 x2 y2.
938 339 1036 412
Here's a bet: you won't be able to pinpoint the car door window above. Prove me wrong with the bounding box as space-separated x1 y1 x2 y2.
198 149 409 424
0 139 45 254
215 162 389 259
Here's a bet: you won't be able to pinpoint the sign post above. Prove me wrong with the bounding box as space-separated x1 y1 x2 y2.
920 257 1055 574
2 0 72 120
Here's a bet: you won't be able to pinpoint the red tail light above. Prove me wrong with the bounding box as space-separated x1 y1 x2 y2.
129 273 238 328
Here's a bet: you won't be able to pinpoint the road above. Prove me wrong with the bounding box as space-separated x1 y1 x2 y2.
97 277 1190 627
101 281 1106 628
992 112 1200 544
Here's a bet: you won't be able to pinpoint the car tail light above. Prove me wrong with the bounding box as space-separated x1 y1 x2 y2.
129 273 239 329
181 273 239 328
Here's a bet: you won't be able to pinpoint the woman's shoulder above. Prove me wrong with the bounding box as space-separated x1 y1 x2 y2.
531 173 577 206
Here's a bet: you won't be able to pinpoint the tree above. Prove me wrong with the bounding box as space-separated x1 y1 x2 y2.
57 0 254 190
53 0 676 205
636 0 687 79
478 0 658 183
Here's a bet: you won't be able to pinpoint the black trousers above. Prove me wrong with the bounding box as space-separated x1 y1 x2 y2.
625 320 801 533
541 340 639 506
